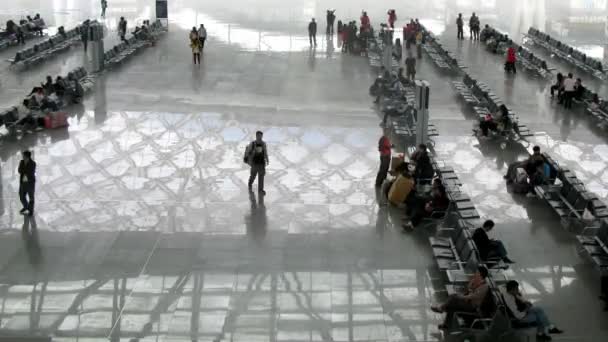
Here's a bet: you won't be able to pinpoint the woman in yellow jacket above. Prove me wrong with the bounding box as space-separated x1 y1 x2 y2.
388 165 415 206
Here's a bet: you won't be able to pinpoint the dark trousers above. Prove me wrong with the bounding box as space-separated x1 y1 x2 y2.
309 33 317 46
193 52 200 64
18 32 25 44
505 61 516 73
249 164 266 192
443 295 477 326
326 23 334 34
480 120 497 136
199 37 206 49
487 240 508 259
457 26 464 40
564 91 574 108
19 182 35 212
410 201 431 226
550 85 562 98
375 155 391 186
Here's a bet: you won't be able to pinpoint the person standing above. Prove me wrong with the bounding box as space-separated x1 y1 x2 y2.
375 130 392 187
101 0 107 18
118 16 127 42
387 9 397 29
505 45 517 73
246 131 269 195
326 10 336 35
562 73 576 109
405 52 416 81
308 18 317 46
18 151 36 216
456 13 464 40
198 24 207 51
80 20 90 52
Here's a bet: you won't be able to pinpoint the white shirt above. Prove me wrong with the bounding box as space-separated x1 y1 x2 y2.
563 77 576 92
500 286 526 319
198 27 207 38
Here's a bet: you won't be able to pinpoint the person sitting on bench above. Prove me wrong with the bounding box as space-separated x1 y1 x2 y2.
388 163 415 207
501 280 563 341
505 145 544 183
574 78 586 100
550 73 564 100
431 266 490 330
479 104 511 137
54 76 66 97
479 24 491 42
410 144 434 185
473 220 515 264
403 183 449 230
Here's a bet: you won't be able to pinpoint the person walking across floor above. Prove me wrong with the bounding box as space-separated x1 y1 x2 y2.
405 51 416 81
245 131 269 195
505 45 517 73
18 151 36 216
198 24 207 51
326 10 336 35
101 0 107 18
308 18 317 46
562 73 576 109
118 16 128 42
375 130 392 187
456 13 464 40
80 20 90 52
387 9 397 29
190 35 201 65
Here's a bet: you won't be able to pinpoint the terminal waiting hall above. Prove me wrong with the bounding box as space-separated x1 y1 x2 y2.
0 0 608 341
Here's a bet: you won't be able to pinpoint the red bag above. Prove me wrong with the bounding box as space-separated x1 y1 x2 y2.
44 112 69 129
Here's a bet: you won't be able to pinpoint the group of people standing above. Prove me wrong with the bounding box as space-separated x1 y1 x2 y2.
456 12 480 40
189 24 207 64
550 72 587 109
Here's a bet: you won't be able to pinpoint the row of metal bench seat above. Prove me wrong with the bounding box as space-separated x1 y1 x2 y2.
419 26 466 72
534 153 608 229
576 219 608 271
453 73 532 138
526 27 605 80
0 18 44 51
0 66 95 139
11 24 83 68
104 20 167 69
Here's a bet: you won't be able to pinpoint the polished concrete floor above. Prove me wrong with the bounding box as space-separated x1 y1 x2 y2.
1 1 608 341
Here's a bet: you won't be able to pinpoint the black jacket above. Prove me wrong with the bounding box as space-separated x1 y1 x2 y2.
18 159 36 183
413 151 434 180
308 22 317 34
472 227 491 259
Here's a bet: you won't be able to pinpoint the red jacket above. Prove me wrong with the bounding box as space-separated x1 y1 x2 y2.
361 15 370 31
379 136 391 156
507 48 516 63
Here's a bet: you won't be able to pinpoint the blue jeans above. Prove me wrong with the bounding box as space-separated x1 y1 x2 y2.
488 240 508 259
520 306 550 333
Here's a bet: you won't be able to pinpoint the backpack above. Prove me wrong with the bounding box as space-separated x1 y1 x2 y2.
243 142 253 164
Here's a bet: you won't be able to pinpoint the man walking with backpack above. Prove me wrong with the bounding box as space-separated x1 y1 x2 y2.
244 131 269 195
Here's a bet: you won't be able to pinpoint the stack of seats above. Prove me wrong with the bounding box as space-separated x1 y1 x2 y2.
526 27 605 80
11 24 84 69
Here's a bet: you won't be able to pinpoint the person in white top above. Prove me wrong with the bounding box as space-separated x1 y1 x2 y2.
562 73 576 109
501 281 563 341
198 24 207 51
